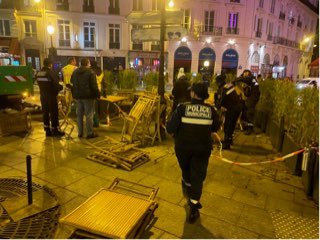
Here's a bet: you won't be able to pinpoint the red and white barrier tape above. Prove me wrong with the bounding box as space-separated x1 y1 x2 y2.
211 133 305 166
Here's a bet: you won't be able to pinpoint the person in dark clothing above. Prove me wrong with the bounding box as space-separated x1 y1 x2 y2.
167 82 220 224
71 58 100 139
171 75 191 112
236 70 260 135
36 58 65 137
214 74 243 149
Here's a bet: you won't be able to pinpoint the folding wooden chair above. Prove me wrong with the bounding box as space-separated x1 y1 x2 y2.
57 89 75 137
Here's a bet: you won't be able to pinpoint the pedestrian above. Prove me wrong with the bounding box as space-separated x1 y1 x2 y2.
171 75 191 112
214 74 243 149
176 67 185 81
236 69 260 135
71 58 100 139
91 61 107 127
166 81 220 224
36 58 65 137
62 57 77 89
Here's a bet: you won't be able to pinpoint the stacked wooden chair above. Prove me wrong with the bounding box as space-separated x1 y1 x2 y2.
57 88 75 136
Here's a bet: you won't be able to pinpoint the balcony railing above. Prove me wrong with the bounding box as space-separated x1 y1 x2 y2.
132 43 143 50
273 37 299 48
110 42 120 49
267 35 273 41
255 31 262 38
83 4 94 13
59 39 71 47
200 26 223 36
56 3 69 11
109 7 120 15
279 12 286 20
230 0 240 3
226 27 239 35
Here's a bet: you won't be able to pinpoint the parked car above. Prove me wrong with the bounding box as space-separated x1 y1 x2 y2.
296 78 319 89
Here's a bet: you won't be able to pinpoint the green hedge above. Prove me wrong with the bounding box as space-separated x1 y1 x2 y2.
256 80 319 145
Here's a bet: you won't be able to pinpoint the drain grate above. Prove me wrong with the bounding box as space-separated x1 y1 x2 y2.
0 178 61 239
270 210 319 239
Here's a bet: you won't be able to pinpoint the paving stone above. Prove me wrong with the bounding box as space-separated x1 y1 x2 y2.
51 187 79 205
12 156 55 175
232 187 267 209
301 205 319 218
54 224 75 239
65 175 112 198
141 226 165 239
156 179 184 204
159 231 179 239
203 179 236 199
96 166 148 183
138 174 165 188
276 170 304 188
1 168 26 178
0 164 11 173
60 195 87 217
153 199 186 237
36 166 89 187
64 157 106 174
201 191 245 224
294 188 318 208
265 196 303 215
210 166 250 189
237 205 276 238
247 177 295 202
199 214 259 239
0 149 36 166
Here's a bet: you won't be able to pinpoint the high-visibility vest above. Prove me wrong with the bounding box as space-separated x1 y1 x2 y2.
96 72 104 92
62 64 77 85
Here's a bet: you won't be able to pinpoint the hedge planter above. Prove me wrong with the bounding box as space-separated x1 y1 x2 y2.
265 118 285 152
254 110 269 133
312 156 319 204
281 133 303 176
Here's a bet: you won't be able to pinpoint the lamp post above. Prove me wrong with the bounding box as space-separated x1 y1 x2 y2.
47 25 56 58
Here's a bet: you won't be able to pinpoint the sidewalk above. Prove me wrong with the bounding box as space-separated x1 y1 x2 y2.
0 118 318 239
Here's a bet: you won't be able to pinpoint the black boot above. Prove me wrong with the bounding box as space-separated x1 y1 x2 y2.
45 128 52 137
52 128 65 137
188 201 202 224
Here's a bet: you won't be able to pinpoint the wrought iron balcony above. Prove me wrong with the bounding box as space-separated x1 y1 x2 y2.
273 37 299 48
226 27 239 35
83 4 94 13
110 42 120 49
200 26 223 36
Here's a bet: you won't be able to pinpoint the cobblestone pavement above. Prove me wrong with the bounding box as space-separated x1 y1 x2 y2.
0 119 318 239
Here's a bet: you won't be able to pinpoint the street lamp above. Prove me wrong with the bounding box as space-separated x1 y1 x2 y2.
47 25 56 58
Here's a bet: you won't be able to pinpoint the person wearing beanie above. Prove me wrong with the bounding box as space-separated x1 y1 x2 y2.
171 75 191 112
166 81 220 224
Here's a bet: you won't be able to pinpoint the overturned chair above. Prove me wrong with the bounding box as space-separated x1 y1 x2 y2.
60 178 159 239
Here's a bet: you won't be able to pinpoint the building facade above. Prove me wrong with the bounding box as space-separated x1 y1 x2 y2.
0 0 318 81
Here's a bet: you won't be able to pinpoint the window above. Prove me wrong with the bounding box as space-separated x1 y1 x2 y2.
183 9 190 30
259 0 264 8
58 19 71 47
83 0 94 12
56 0 69 11
84 22 95 48
109 24 120 49
204 11 214 32
0 19 10 36
152 0 159 10
109 0 119 14
228 12 238 28
256 18 262 37
24 20 37 38
151 41 160 51
24 0 32 7
133 0 143 11
270 0 275 13
230 0 240 2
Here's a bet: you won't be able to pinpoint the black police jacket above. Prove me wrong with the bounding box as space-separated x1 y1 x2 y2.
215 82 242 111
71 67 100 99
166 99 220 151
36 67 62 97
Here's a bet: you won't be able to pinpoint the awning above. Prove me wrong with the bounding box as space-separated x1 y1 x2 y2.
20 37 43 50
132 26 187 42
308 58 319 68
127 10 183 25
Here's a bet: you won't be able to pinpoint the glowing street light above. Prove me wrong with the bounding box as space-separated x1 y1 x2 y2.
34 0 41 3
168 0 174 8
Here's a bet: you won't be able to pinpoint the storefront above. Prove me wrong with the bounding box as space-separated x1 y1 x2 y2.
0 37 21 66
221 49 238 75
173 46 192 79
261 53 272 78
198 47 215 80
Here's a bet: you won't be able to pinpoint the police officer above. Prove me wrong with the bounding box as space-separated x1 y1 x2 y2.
237 70 260 135
166 82 220 224
214 74 243 149
36 58 65 137
171 75 191 112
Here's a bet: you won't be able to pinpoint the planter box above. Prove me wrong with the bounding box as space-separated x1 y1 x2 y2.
281 133 302 176
312 156 319 204
254 110 269 132
266 118 284 152
302 148 318 197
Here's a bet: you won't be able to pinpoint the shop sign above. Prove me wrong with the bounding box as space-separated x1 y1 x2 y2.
129 51 160 59
127 10 183 25
199 48 216 61
222 49 238 68
174 46 192 60
250 65 259 72
132 27 187 42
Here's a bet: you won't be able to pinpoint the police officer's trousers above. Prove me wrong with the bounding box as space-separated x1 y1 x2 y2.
40 95 59 130
224 108 241 142
175 146 211 201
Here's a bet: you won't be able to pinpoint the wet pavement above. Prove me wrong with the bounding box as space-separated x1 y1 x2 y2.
0 118 318 239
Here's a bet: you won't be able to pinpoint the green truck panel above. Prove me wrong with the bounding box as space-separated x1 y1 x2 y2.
0 65 34 97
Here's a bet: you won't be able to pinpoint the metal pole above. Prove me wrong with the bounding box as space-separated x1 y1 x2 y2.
158 0 166 100
50 35 53 50
26 155 33 205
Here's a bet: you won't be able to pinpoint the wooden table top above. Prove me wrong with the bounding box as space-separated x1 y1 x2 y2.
100 95 128 103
